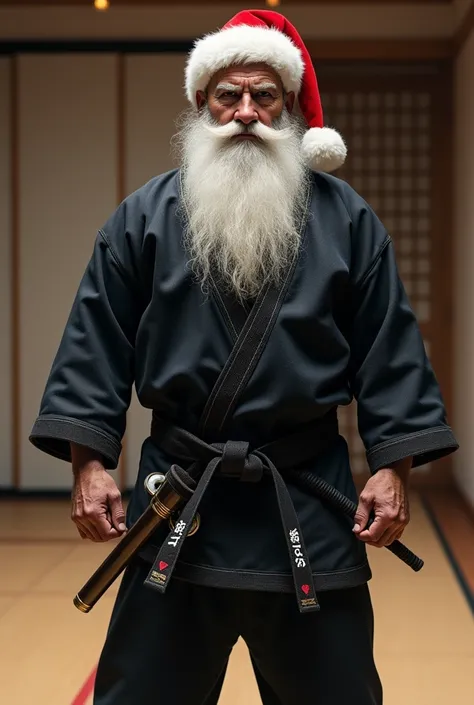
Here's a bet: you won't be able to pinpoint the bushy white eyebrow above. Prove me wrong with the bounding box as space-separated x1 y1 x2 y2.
253 82 278 92
214 81 278 93
215 82 242 93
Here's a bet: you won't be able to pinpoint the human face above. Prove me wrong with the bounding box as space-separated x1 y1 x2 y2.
179 66 306 300
196 63 295 137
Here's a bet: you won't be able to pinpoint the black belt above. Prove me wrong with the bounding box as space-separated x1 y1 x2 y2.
143 412 340 614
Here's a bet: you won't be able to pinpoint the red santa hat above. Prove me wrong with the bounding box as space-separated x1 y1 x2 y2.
185 9 347 173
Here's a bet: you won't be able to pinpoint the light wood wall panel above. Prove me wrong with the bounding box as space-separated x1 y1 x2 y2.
453 28 474 510
0 58 12 488
320 69 452 485
125 53 187 192
18 54 119 489
454 0 473 26
124 53 188 488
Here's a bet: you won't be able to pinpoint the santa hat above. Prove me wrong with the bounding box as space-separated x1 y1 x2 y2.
185 9 347 173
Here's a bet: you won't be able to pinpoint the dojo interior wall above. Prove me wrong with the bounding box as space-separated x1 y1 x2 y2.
454 23 474 510
0 1 471 492
0 58 12 490
0 52 187 490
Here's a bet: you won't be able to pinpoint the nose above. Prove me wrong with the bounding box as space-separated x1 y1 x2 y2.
234 93 258 125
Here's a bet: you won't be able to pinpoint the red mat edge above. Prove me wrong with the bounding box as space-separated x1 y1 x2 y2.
71 665 97 705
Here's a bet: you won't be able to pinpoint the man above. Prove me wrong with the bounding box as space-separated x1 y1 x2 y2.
30 10 458 705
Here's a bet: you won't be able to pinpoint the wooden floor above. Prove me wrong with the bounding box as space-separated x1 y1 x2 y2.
1 491 473 705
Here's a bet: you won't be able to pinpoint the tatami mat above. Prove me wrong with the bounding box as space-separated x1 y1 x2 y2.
1 493 473 705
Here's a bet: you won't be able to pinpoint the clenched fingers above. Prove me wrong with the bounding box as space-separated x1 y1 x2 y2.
71 467 126 542
108 490 127 533
75 511 122 541
353 490 373 535
353 468 410 548
357 507 409 547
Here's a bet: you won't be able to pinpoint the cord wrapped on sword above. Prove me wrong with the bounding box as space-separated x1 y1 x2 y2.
73 462 424 615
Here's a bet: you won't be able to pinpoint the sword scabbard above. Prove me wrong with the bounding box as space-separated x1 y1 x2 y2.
73 466 192 613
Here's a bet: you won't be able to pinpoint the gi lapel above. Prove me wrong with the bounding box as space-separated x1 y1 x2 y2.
199 179 312 439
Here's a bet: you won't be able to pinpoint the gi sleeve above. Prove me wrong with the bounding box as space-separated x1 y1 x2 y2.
29 216 145 470
347 209 458 474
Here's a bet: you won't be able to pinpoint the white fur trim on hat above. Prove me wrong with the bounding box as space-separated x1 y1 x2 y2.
302 126 347 173
185 24 304 106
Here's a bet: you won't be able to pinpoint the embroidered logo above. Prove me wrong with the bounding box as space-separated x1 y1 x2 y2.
300 584 317 608
289 528 306 568
149 570 167 586
167 519 187 548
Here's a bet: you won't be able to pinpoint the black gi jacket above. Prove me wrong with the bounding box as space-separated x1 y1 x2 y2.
30 169 458 594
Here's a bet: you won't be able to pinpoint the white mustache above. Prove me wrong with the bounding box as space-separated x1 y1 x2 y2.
201 119 295 143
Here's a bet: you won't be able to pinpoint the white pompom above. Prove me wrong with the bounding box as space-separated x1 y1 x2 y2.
301 126 347 173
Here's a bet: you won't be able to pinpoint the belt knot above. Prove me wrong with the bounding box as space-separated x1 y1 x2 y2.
220 440 263 483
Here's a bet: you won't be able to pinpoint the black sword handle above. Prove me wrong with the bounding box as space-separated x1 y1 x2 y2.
288 469 424 572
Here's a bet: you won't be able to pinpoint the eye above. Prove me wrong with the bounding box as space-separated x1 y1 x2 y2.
255 91 274 100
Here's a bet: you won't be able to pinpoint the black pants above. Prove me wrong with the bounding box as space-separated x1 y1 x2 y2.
93 559 383 705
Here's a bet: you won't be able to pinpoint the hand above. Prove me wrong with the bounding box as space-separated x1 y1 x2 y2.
70 443 127 542
353 459 411 548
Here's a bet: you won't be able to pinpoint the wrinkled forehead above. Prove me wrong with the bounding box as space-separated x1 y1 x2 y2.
206 62 284 93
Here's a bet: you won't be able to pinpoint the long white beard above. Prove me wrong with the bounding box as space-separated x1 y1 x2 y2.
174 108 310 301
